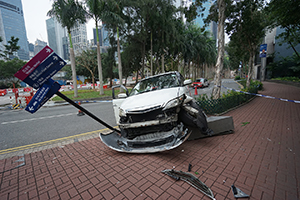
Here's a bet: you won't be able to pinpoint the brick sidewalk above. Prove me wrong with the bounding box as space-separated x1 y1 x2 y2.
0 81 299 200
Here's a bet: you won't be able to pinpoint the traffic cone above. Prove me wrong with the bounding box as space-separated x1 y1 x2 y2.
77 102 85 116
194 86 198 95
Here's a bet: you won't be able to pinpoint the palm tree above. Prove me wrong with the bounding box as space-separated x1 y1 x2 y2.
85 0 108 95
102 0 124 89
47 0 87 98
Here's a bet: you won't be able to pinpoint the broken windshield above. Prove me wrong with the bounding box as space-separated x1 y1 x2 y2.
130 73 180 96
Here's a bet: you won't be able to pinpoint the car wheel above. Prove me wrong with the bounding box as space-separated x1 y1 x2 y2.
179 101 211 135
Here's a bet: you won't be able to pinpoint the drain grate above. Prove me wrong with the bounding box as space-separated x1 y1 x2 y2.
162 169 215 200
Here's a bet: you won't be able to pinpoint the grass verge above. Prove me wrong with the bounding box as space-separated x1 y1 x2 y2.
52 89 112 101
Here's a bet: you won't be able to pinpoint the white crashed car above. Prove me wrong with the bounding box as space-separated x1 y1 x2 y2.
100 71 211 153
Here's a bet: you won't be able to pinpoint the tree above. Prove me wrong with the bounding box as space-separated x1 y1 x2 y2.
76 49 98 89
3 36 20 60
266 0 300 59
226 0 266 87
85 0 121 95
187 0 226 98
85 0 105 95
101 0 124 89
0 59 26 87
211 0 225 99
48 0 87 98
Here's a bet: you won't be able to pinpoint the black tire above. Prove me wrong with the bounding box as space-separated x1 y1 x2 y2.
179 100 211 135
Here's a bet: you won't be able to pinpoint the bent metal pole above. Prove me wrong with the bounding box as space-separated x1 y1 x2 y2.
56 91 121 134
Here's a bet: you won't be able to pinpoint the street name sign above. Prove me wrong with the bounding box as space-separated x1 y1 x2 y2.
14 47 120 133
25 79 61 113
14 46 53 81
22 52 66 89
14 45 66 113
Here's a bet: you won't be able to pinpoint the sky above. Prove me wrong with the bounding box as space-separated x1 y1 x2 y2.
22 0 95 44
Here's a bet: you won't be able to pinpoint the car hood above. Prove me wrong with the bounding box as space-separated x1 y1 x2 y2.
121 87 182 112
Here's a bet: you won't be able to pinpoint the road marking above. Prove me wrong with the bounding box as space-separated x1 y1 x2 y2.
1 113 76 125
0 127 117 155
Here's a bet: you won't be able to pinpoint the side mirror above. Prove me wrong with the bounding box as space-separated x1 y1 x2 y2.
118 93 128 98
112 85 129 99
183 79 192 85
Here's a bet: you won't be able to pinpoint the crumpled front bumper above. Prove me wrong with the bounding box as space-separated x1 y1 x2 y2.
100 123 191 153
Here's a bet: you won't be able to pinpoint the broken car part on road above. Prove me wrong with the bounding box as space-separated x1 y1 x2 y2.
162 169 215 200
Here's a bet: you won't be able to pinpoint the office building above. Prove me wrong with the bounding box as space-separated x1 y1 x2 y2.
34 39 47 55
92 24 109 52
46 17 68 60
0 9 6 59
0 0 29 60
71 21 88 55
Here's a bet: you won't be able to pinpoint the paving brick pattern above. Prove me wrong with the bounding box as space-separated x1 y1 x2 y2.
0 81 299 199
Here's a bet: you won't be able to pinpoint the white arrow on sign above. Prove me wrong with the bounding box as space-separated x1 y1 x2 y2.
59 61 64 65
28 106 34 111
46 48 52 53
53 55 58 60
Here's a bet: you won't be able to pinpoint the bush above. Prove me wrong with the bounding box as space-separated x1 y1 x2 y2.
234 75 240 80
197 80 263 114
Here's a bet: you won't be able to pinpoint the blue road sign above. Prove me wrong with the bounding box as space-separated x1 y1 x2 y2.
260 44 267 58
25 79 61 113
22 53 66 89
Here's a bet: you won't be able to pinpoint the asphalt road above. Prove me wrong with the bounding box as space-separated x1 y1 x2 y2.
0 102 116 150
0 79 241 151
192 79 241 98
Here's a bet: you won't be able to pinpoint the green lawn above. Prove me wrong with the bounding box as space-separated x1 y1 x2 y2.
52 89 112 101
52 88 131 101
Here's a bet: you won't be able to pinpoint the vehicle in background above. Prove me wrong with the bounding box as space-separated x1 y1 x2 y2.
191 78 209 88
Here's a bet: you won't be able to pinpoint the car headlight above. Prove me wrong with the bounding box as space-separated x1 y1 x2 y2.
119 108 126 117
163 95 185 111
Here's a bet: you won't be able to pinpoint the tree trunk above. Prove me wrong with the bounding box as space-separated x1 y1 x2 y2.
117 27 123 92
161 53 165 73
70 47 78 98
97 41 104 95
68 31 78 98
141 43 145 78
211 0 225 99
151 32 153 76
246 51 255 88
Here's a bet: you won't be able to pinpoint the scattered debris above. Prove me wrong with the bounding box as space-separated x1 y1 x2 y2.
231 184 249 198
267 138 271 142
162 169 215 200
188 164 192 172
195 171 199 175
241 122 250 127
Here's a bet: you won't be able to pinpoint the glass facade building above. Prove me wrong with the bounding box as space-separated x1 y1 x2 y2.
192 0 217 42
92 25 109 47
0 0 29 60
46 17 68 60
